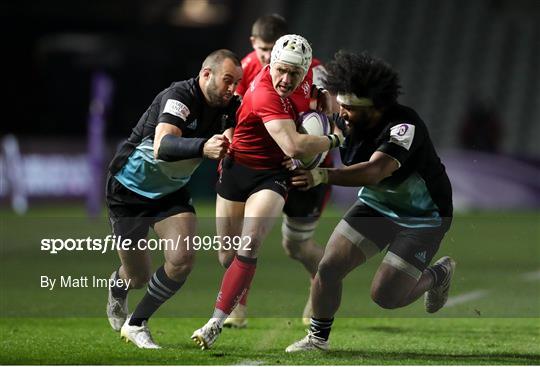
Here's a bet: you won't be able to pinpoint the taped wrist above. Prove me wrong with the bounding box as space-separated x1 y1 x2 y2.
326 134 344 149
312 168 329 186
157 134 208 161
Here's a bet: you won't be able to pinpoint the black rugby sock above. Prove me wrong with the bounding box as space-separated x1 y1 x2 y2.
129 265 184 326
309 317 334 341
111 267 129 299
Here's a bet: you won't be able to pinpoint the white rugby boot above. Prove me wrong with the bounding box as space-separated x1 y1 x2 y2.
106 270 128 331
191 318 223 350
223 304 248 329
120 317 161 349
285 330 329 353
425 256 456 313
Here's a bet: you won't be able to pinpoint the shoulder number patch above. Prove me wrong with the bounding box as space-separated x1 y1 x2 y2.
163 99 190 121
389 123 415 150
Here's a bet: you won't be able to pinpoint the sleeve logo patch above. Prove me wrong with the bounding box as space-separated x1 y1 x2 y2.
163 99 190 121
280 97 292 113
389 123 415 150
301 81 310 97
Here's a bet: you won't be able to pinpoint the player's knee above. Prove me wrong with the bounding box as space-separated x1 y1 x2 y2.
317 259 342 284
281 218 316 260
237 232 261 257
218 251 234 268
165 254 195 280
281 238 305 260
129 270 152 289
169 261 194 279
370 287 401 309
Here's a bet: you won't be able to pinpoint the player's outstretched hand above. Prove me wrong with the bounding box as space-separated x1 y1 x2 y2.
291 168 328 191
203 134 230 160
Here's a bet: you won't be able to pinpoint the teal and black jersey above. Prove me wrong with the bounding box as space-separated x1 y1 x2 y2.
337 104 453 228
108 77 239 199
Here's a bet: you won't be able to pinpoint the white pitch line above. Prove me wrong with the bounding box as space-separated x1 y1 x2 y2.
521 270 540 281
445 289 490 307
236 360 265 366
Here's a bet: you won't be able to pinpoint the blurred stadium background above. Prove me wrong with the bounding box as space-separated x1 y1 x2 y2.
1 0 539 212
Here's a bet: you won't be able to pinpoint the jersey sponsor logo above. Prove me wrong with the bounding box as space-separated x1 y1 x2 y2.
163 99 190 121
389 123 415 150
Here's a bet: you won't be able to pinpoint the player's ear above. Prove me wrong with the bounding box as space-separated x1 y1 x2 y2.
200 67 212 81
250 36 257 48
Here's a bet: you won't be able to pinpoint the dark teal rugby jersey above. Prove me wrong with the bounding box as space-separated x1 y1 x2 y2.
108 77 239 198
336 104 453 227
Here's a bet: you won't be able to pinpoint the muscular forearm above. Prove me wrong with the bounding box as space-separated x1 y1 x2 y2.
265 118 341 158
326 163 388 187
291 134 332 158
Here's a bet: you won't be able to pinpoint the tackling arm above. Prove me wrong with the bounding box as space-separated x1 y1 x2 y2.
292 151 400 188
154 122 184 159
326 151 399 186
154 122 228 161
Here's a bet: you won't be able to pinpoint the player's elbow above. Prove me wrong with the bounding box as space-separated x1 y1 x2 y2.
155 144 168 161
281 143 301 158
286 139 313 158
365 175 384 186
154 136 166 160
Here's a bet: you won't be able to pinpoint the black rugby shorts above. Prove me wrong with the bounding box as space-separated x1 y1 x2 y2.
342 200 451 272
216 157 291 202
105 174 195 243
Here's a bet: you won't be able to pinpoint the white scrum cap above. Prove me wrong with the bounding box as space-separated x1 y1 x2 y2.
270 34 312 73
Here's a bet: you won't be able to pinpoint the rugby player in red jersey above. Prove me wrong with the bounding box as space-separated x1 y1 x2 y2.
191 35 343 350
221 14 335 329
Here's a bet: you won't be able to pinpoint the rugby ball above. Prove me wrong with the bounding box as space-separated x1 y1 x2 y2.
292 111 331 170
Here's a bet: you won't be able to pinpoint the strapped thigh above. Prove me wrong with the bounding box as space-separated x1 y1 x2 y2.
382 251 423 280
334 219 380 260
281 215 318 242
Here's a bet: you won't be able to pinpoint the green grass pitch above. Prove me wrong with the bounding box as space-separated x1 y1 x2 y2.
1 203 539 365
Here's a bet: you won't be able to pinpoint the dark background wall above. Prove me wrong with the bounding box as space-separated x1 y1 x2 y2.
3 0 540 157
1 0 539 207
